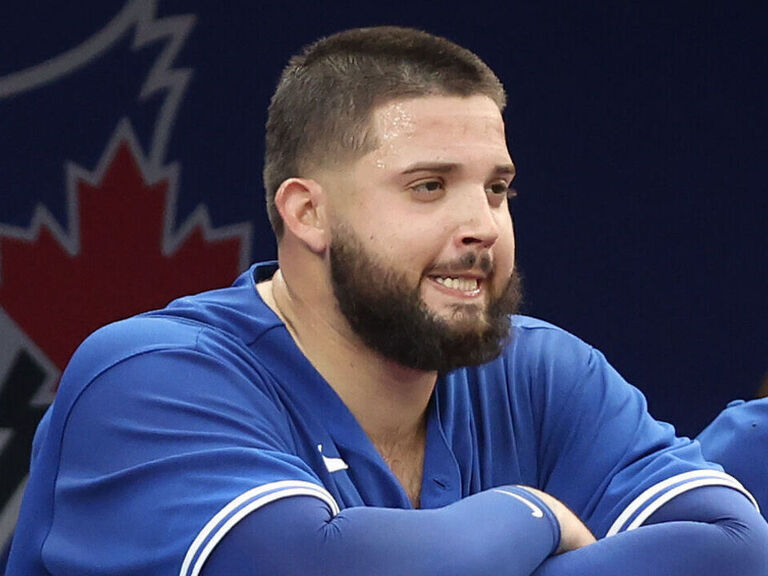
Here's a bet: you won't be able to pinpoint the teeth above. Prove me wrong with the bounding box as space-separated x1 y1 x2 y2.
434 276 479 292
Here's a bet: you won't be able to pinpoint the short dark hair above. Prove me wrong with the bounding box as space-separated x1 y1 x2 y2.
263 26 507 239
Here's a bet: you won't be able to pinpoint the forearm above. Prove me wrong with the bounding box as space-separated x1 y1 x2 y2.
202 486 560 576
532 487 768 576
532 520 765 576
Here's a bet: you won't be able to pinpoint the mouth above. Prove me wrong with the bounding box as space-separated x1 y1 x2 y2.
428 274 483 297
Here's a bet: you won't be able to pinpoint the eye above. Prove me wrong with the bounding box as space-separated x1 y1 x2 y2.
486 181 513 197
409 179 446 201
485 180 516 207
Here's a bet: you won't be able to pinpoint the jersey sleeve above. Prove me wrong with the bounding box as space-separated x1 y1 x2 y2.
512 320 758 538
34 319 331 575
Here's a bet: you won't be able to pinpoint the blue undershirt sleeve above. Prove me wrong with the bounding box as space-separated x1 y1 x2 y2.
531 486 768 576
202 485 560 576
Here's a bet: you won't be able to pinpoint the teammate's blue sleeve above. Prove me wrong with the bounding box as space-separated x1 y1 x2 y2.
202 486 560 576
530 486 768 575
697 398 768 515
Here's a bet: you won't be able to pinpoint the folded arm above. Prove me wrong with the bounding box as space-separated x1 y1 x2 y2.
532 486 768 576
201 485 561 576
202 485 767 576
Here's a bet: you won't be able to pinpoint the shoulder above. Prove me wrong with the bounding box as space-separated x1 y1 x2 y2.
482 315 603 390
700 398 768 432
698 399 768 458
498 316 642 412
446 315 606 399
443 316 617 430
698 399 768 504
55 263 284 411
508 315 593 359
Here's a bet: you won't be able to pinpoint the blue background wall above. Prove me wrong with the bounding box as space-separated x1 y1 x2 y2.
1 0 766 553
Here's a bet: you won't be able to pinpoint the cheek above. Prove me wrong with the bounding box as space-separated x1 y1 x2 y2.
376 217 434 248
359 221 417 258
495 223 517 272
379 223 448 278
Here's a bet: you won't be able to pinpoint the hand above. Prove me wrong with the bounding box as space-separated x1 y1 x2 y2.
518 486 597 554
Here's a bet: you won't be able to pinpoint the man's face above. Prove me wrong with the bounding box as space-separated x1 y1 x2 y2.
322 95 520 371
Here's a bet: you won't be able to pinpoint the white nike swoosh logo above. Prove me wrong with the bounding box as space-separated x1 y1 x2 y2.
493 488 545 518
317 444 349 473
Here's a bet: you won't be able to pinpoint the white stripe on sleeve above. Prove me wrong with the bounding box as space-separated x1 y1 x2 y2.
179 480 340 576
606 470 758 537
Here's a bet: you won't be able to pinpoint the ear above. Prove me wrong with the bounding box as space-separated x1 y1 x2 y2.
274 177 328 253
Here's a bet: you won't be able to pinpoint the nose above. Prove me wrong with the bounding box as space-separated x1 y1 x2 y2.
455 191 500 248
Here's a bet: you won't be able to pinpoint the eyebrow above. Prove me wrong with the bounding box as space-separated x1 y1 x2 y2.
401 161 516 178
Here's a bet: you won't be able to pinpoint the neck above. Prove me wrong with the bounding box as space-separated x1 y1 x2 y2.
258 267 436 443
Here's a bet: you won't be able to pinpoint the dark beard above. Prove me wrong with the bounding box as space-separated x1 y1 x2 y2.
329 226 522 373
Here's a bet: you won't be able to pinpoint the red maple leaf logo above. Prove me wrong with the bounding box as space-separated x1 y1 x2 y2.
0 137 250 371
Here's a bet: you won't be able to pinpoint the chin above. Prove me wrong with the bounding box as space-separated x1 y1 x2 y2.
441 305 490 329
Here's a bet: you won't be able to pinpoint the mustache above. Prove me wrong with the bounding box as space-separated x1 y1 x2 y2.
428 250 493 275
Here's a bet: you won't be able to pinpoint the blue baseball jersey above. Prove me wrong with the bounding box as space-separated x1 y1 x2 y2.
698 399 768 515
7 262 753 575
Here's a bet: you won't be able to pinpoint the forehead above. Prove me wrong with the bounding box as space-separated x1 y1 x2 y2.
368 95 509 160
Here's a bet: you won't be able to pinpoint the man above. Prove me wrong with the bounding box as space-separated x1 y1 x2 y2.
698 397 768 516
7 26 768 575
